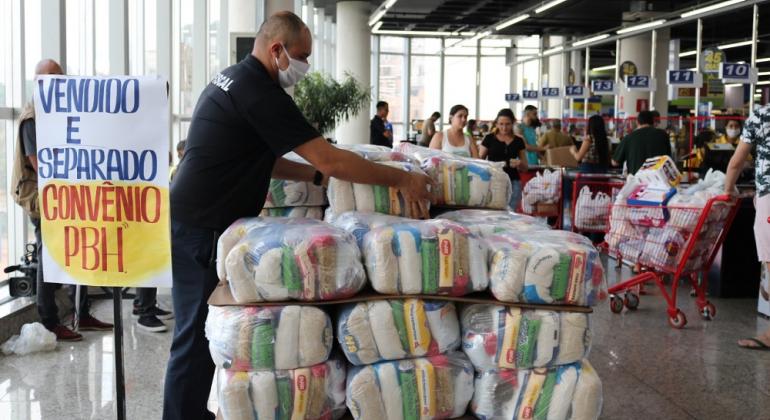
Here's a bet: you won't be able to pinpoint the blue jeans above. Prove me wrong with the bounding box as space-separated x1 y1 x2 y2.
163 221 219 420
509 179 522 211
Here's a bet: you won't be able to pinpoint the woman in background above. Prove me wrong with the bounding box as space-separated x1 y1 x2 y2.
571 114 610 173
430 104 479 158
479 108 528 210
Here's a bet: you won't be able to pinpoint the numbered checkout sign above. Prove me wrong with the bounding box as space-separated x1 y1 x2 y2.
590 79 616 95
719 62 758 84
625 75 656 92
541 87 561 99
505 93 521 102
667 70 703 88
522 90 539 100
564 85 587 98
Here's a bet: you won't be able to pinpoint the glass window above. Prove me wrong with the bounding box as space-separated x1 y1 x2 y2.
0 121 7 269
0 0 9 106
145 0 158 74
208 0 221 78
479 56 511 120
409 56 441 125
381 36 405 53
481 38 510 56
443 55 476 121
23 0 42 96
379 54 404 128
411 38 441 55
445 38 477 56
180 1 194 115
94 0 110 75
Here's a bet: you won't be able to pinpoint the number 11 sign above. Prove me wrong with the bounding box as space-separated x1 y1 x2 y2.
667 70 703 88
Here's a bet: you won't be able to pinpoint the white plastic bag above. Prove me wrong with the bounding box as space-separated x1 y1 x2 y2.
1 322 57 355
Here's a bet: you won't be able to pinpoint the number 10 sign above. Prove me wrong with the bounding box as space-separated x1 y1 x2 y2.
719 63 757 84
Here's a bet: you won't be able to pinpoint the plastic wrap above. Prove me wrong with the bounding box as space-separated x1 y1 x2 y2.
1 322 57 355
521 170 561 214
335 143 420 165
216 358 347 420
326 211 411 248
363 219 489 296
439 209 551 235
326 161 430 218
259 206 325 220
223 220 366 302
264 179 327 209
346 352 474 420
485 230 606 306
205 305 333 371
460 304 590 370
471 360 603 420
337 299 461 365
573 186 612 231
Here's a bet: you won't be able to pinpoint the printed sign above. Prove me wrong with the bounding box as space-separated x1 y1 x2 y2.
34 76 171 287
620 61 638 77
590 79 616 95
719 62 757 84
564 85 586 98
541 87 561 98
625 75 655 91
702 48 725 74
505 93 521 102
522 90 539 99
667 70 703 88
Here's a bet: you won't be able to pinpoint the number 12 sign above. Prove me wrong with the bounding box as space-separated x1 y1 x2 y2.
719 63 757 84
667 70 703 88
625 75 655 92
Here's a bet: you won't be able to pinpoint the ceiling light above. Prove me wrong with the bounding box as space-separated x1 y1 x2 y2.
573 34 610 47
681 0 745 18
616 19 666 35
372 21 383 31
384 0 398 8
591 65 616 71
495 14 530 31
368 9 387 26
718 40 753 50
724 83 743 88
679 50 697 57
543 45 564 55
459 31 477 36
373 29 453 36
688 67 697 71
758 81 770 85
759 71 770 76
757 57 770 63
535 0 568 14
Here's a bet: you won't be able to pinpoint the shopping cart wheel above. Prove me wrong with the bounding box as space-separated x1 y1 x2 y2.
701 302 716 320
668 311 687 329
609 295 624 314
624 292 640 310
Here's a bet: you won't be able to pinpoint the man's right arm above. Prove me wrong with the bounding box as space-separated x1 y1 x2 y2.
21 120 38 171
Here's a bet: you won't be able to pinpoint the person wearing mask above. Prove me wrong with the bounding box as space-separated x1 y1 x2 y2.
15 59 113 341
479 109 528 209
419 111 440 146
538 120 573 149
163 12 433 420
612 110 671 174
429 104 479 158
724 104 770 350
571 114 611 173
370 101 392 147
517 105 544 165
717 118 749 152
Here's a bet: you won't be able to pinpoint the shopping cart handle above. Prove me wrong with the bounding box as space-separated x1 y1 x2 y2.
713 194 731 201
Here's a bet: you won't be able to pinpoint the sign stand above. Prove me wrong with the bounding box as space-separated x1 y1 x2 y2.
113 288 127 420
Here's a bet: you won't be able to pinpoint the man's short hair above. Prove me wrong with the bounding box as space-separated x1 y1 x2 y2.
256 11 307 49
376 101 388 111
177 140 187 151
431 111 441 119
637 110 654 126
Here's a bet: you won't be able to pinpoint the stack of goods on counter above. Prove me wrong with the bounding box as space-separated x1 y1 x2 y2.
607 156 731 270
261 152 327 219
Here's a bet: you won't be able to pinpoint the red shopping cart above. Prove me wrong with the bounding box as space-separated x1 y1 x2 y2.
604 195 741 328
518 167 564 229
571 173 625 240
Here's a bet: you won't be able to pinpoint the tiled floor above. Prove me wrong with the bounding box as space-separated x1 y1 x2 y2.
1 268 770 420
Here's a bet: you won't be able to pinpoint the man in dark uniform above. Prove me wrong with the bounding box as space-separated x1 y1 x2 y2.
163 12 432 420
370 100 392 147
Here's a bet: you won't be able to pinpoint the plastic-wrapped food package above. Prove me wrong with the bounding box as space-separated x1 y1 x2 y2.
223 220 366 302
327 211 411 248
259 206 325 220
485 230 606 306
335 143 420 166
264 179 327 209
216 358 347 420
638 227 686 269
337 299 461 365
394 142 442 161
471 360 603 420
363 219 489 296
439 209 550 234
521 170 561 214
346 352 474 420
420 155 512 210
326 161 430 218
205 305 333 371
460 304 590 370
573 186 612 231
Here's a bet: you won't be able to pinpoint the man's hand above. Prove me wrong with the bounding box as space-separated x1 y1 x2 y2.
384 130 393 139
396 172 434 219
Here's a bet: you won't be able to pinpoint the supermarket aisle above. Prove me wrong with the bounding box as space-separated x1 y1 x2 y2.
1 276 770 419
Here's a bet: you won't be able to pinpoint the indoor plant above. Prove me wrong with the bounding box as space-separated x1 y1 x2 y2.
293 72 371 138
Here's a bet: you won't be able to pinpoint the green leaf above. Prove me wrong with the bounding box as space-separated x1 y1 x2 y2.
293 72 372 137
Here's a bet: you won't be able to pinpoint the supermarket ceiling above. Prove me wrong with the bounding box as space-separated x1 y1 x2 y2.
312 0 770 62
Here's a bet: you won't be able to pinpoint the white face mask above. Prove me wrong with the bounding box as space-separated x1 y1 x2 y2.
275 44 309 88
726 128 740 139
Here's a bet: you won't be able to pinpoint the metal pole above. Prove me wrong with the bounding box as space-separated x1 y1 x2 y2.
614 39 620 131
750 4 759 111
113 288 126 420
694 18 702 135
538 37 544 116
73 285 81 331
650 29 657 110
562 50 568 121
584 47 590 118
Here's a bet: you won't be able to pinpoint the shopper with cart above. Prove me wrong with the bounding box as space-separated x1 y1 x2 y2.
724 104 770 350
571 114 610 174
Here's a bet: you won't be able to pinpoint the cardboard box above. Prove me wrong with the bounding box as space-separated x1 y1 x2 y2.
535 202 560 215
545 146 578 168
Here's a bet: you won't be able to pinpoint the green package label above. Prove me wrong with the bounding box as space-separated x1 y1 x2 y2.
550 254 573 301
281 245 302 292
516 318 541 367
270 179 287 206
390 301 410 352
533 371 558 420
252 318 275 369
421 238 439 293
399 365 419 420
276 374 293 418
453 167 470 205
374 185 391 213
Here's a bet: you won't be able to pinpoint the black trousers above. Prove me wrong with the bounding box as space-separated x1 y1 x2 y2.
162 220 219 420
133 288 157 314
32 218 89 329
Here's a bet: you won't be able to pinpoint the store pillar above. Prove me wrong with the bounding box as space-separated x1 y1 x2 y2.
335 1 371 144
